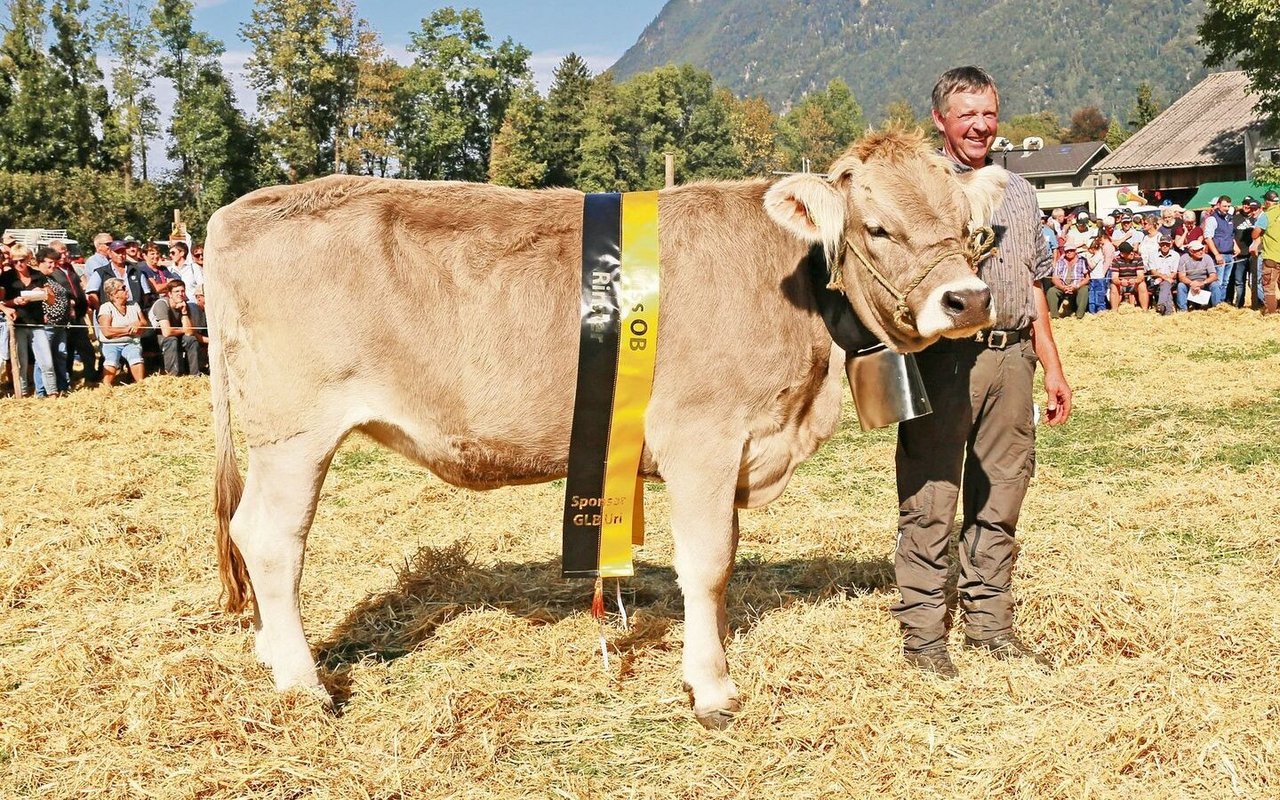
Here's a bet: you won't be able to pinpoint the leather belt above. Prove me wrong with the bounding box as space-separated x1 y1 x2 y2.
973 327 1030 349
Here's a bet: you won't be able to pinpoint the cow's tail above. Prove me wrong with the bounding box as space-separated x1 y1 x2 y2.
209 250 252 616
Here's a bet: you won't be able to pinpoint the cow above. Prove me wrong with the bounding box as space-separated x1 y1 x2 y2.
208 128 1007 728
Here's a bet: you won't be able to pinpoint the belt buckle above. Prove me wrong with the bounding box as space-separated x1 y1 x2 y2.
987 329 1010 349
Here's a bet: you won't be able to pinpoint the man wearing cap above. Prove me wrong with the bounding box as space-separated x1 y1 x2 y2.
1064 211 1095 251
1148 236 1181 314
1047 245 1089 318
1177 239 1218 310
1109 241 1148 309
1253 190 1280 315
1203 196 1239 305
1111 211 1141 248
86 241 151 311
1228 198 1263 308
891 66 1072 679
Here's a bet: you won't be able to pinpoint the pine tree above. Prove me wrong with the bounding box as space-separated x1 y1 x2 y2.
1105 118 1130 150
47 0 111 170
1127 81 1161 131
489 85 546 188
542 53 592 187
98 0 160 184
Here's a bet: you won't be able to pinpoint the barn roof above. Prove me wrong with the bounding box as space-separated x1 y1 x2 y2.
999 141 1109 179
1094 71 1259 173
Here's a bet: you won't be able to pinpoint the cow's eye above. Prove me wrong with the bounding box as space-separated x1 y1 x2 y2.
866 225 890 239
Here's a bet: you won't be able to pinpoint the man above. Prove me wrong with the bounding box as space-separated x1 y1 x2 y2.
1147 236 1181 315
1040 213 1059 258
1176 239 1218 310
1253 190 1280 315
1203 195 1239 306
188 284 209 373
1236 198 1264 309
86 241 151 311
47 239 97 386
172 241 203 296
1047 246 1089 319
148 279 201 376
1064 211 1094 251
1110 241 1148 309
1050 207 1067 236
142 243 177 287
1111 211 1141 247
83 232 113 274
893 66 1072 678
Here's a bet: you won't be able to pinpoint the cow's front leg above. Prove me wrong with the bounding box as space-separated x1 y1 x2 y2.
665 453 741 728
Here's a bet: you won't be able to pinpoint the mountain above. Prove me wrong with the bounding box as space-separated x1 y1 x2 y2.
612 0 1212 123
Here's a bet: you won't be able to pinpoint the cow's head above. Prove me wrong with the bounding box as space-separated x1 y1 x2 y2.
765 127 1006 353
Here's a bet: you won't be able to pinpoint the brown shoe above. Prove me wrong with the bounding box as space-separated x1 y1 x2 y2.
904 646 958 679
964 633 1051 667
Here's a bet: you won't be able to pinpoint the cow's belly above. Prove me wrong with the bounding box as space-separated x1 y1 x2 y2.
734 346 846 509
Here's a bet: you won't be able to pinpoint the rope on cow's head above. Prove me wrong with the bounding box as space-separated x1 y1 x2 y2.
830 225 998 331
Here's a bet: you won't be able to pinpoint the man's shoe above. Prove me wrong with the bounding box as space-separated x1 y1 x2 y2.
964 633 1052 667
903 646 959 679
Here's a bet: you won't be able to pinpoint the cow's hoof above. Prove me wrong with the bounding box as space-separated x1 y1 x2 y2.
694 698 740 730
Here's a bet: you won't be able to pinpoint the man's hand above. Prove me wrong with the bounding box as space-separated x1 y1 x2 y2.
1214 253 1224 265
1043 368 1072 426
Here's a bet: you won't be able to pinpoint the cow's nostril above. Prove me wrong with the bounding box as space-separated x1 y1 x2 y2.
943 290 968 315
942 287 992 318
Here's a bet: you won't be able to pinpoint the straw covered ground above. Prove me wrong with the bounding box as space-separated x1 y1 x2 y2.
2 307 1279 798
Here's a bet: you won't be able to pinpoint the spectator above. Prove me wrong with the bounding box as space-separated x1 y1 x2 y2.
1203 195 1239 306
188 284 209 373
35 247 71 395
1050 207 1067 236
1157 207 1182 242
0 244 57 397
49 241 97 386
1179 209 1203 253
1235 197 1263 309
148 279 200 376
86 240 152 310
142 243 177 287
1176 239 1218 311
1112 211 1141 247
1064 211 1095 251
1110 241 1148 309
1040 213 1059 258
1138 215 1161 264
1147 236 1180 315
1085 233 1114 314
96 276 147 386
1047 245 1089 319
172 241 203 296
124 238 144 269
84 232 113 274
1253 190 1280 315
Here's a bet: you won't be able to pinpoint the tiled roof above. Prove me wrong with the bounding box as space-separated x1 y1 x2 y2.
1094 71 1259 172
997 141 1109 179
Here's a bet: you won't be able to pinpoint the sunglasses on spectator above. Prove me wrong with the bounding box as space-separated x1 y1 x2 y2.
193 251 204 258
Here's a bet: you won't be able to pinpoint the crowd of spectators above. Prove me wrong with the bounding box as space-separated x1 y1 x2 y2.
1040 192 1280 318
0 230 207 397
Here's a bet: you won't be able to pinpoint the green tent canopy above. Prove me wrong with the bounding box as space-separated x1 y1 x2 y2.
1184 180 1280 210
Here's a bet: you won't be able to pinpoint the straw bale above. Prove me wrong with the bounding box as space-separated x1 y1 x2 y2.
2 311 1279 798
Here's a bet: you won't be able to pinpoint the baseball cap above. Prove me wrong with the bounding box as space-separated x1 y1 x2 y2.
1265 190 1279 202
1188 239 1205 250
1118 241 1134 253
1119 208 1133 218
1075 211 1090 223
1159 235 1173 244
108 240 128 252
1103 215 1116 226
1244 198 1261 209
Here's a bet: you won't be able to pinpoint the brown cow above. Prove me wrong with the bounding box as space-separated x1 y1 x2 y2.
209 128 1006 728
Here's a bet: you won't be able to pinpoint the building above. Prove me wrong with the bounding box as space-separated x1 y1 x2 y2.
1092 71 1262 206
996 140 1111 212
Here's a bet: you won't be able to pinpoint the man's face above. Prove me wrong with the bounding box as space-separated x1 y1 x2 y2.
168 286 186 305
195 291 204 309
1160 242 1172 255
933 88 998 169
36 256 56 276
144 250 159 265
126 244 141 260
109 249 125 266
1217 199 1231 214
96 238 111 254
1052 209 1065 224
173 248 186 262
1063 248 1077 261
192 248 204 264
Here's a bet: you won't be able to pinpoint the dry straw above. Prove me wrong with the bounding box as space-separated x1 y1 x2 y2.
2 306 1279 798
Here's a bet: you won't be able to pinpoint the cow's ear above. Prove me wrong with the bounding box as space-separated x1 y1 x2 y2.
764 174 846 253
959 165 1008 228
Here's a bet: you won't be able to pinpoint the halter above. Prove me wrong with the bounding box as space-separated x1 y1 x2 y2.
826 226 998 331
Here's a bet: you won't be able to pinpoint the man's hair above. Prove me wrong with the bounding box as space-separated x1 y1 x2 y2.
166 279 186 291
143 243 160 254
1217 195 1232 204
36 246 58 263
102 277 125 296
94 232 112 246
170 241 189 256
194 285 204 297
932 66 999 115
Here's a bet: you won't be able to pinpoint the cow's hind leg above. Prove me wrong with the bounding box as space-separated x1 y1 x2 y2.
230 433 338 699
664 449 742 728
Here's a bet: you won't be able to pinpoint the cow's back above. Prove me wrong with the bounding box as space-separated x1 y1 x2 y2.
205 175 840 494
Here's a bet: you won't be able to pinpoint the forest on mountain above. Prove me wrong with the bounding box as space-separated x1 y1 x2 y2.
612 0 1211 122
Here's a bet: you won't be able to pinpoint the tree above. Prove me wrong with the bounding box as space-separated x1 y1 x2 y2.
880 98 926 130
152 0 258 219
542 52 592 187
575 74 631 192
1105 118 1129 150
47 0 112 171
730 95 777 177
1001 110 1062 147
1063 106 1109 143
98 0 160 183
242 0 347 182
1201 0 1280 133
0 0 59 171
488 85 545 187
334 7 400 176
396 7 531 181
1127 81 1161 131
777 78 866 171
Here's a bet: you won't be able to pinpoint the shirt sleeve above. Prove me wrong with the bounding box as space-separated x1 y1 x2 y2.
1203 216 1217 239
1030 217 1053 281
1257 213 1269 232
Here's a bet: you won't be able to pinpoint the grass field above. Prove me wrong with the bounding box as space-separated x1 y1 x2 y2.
2 306 1279 798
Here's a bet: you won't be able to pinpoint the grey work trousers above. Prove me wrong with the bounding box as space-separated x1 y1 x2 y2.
891 337 1037 653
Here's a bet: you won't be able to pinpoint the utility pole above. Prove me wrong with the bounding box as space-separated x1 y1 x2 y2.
665 153 675 188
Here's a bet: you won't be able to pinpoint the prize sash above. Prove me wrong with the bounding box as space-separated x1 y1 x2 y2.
562 192 660 578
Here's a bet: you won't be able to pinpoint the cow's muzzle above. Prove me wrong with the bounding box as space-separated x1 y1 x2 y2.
941 285 993 329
